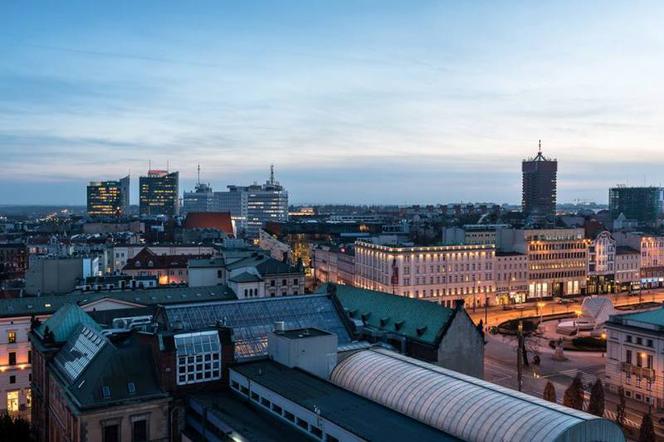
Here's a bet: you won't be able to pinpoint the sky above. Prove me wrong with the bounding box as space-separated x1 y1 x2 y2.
2 1 664 205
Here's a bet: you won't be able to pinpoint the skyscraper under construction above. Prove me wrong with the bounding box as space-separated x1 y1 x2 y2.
522 141 557 223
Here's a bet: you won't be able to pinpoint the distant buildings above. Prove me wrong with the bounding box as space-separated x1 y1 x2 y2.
86 176 130 217
218 166 288 238
182 182 216 213
522 142 557 222
609 186 664 227
139 169 179 216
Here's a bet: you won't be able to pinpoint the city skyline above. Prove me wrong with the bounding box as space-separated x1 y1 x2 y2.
4 1 664 205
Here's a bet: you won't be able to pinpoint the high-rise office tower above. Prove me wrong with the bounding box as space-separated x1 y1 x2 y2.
182 165 218 214
522 141 557 222
87 176 130 217
609 186 663 226
217 165 288 238
139 170 179 216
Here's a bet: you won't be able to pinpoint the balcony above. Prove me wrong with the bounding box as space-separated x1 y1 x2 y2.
621 362 656 380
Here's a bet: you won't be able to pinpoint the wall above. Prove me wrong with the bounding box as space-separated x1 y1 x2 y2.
437 311 484 379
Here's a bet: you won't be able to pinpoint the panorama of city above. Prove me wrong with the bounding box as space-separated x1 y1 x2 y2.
2 2 664 442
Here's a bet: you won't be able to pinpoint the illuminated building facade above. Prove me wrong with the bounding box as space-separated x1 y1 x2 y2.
86 176 130 217
498 228 588 298
587 231 616 294
139 170 179 216
616 232 664 289
494 252 528 304
354 240 496 309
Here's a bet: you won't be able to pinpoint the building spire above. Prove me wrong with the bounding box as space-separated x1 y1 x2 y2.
270 164 275 184
538 139 542 153
197 163 201 185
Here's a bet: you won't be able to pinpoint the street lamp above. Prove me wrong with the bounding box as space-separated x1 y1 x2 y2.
600 331 607 358
537 301 546 324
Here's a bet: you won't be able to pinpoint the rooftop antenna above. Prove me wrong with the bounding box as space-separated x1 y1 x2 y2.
270 164 275 184
197 163 201 186
148 160 151 171
538 139 542 153
167 160 170 172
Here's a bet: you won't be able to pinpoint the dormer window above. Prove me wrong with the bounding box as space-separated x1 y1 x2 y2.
148 260 154 267
135 261 141 267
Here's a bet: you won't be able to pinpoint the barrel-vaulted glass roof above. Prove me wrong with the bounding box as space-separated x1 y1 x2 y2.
331 348 624 442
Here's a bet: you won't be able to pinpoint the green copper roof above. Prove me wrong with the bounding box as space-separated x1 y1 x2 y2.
615 307 664 327
37 303 102 343
325 284 455 345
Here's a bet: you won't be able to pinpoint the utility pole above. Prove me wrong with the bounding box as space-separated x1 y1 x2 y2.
484 289 488 328
517 320 524 392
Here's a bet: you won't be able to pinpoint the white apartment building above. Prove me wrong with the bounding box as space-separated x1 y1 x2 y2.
354 240 495 309
605 308 664 409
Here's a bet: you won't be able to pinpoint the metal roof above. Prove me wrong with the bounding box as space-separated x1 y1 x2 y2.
232 360 460 441
326 284 457 345
330 348 625 442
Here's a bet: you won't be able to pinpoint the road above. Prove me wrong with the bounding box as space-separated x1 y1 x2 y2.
484 331 664 440
469 289 664 327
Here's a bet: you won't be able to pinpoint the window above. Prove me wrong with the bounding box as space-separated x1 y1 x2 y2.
251 392 259 401
626 350 632 364
271 403 283 415
310 426 323 438
293 279 299 286
326 436 340 442
637 337 643 345
271 280 276 287
9 376 15 384
217 270 223 278
103 424 119 442
6 391 19 413
261 397 270 408
8 352 16 366
132 420 148 442
296 417 308 430
282 279 287 286
7 331 16 344
284 410 295 422
175 331 222 386
28 351 31 364
231 381 240 390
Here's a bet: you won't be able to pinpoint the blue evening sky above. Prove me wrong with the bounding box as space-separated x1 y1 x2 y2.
2 1 664 205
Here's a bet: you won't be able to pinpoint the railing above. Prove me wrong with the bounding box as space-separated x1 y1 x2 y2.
621 362 656 380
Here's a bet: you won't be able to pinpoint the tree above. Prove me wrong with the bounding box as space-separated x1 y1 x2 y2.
0 413 33 442
639 412 656 442
587 379 605 417
563 372 584 410
616 386 626 428
543 381 557 403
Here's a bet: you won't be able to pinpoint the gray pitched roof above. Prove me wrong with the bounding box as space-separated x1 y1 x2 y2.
0 286 236 318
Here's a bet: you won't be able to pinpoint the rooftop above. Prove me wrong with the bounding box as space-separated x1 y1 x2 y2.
608 306 664 330
331 348 624 442
324 284 456 345
232 359 459 442
0 285 236 318
276 328 331 339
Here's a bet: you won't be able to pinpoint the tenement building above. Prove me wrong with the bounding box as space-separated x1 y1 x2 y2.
353 239 495 309
605 307 664 409
615 232 664 289
497 228 588 298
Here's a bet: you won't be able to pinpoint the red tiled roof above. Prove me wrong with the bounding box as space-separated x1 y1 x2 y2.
122 247 211 270
184 212 234 236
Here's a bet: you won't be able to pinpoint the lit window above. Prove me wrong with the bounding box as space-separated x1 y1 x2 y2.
7 331 16 344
